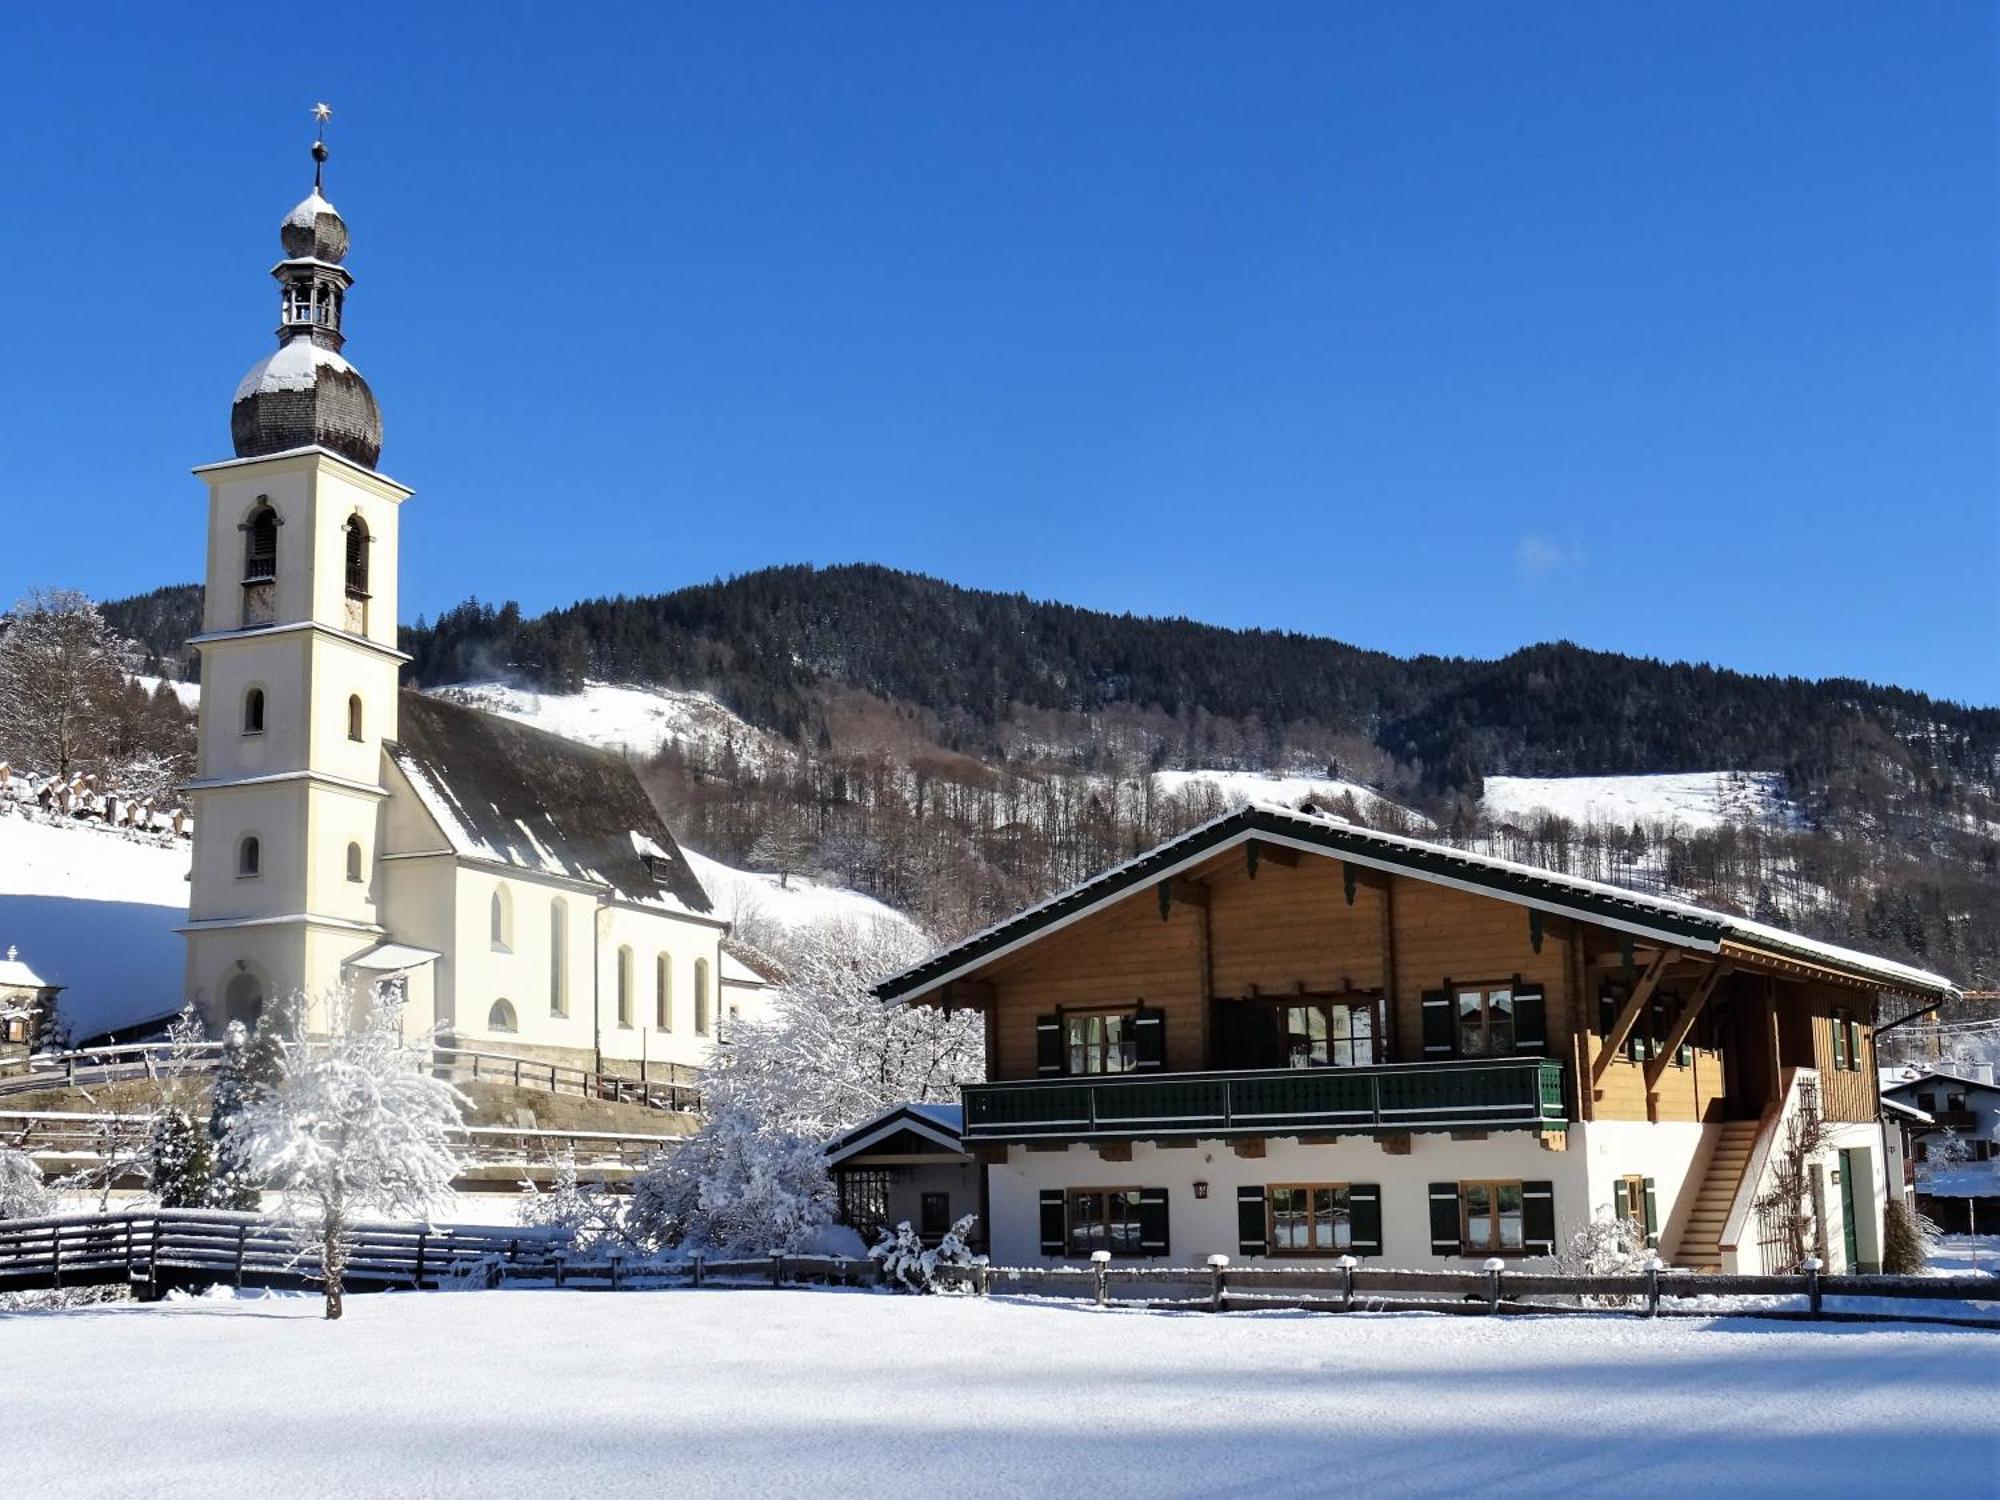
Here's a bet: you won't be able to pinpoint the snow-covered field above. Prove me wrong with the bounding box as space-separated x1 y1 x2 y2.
0 813 188 1039
1 1290 1990 1499
1482 771 1796 832
1150 769 1428 826
680 846 919 943
431 679 789 769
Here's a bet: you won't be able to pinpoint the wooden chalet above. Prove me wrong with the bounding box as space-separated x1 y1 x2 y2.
874 802 1958 1272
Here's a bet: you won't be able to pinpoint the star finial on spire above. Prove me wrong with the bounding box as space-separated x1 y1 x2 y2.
310 102 332 189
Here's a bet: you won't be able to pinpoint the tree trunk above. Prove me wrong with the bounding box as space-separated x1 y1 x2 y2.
322 1193 346 1321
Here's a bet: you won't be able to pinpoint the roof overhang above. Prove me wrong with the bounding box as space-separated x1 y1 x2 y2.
824 1104 966 1166
345 942 442 973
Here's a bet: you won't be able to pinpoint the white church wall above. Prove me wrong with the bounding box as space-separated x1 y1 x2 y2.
188 781 307 920
301 460 406 651
301 781 386 929
194 634 311 782
200 459 315 635
306 632 397 787
593 903 729 1075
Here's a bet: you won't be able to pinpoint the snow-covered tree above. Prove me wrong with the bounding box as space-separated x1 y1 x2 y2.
1920 1126 1971 1183
0 1146 54 1220
622 916 977 1256
715 916 982 1139
517 1149 624 1251
146 1109 212 1209
0 588 132 780
206 1019 272 1210
228 991 466 1319
871 1214 983 1293
624 1104 834 1255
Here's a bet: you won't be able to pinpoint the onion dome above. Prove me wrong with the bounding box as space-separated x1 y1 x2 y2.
280 189 349 263
229 113 383 469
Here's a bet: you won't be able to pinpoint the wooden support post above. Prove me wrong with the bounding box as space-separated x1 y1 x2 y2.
691 1252 704 1288
1645 963 1731 1092
770 1250 785 1287
1592 949 1678 1087
235 1222 248 1289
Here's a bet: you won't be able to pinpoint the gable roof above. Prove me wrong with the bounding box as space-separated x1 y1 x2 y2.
873 800 1958 1004
1883 1068 2000 1100
387 691 712 915
824 1101 966 1166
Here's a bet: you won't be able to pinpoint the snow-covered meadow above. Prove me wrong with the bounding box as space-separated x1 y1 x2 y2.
2 1289 1991 1499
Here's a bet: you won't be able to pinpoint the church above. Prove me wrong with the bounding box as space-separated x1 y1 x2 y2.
180 127 759 1080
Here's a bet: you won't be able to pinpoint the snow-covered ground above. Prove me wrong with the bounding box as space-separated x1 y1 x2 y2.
430 679 788 770
1482 771 1796 833
680 846 919 944
1 1290 1991 1499
0 813 188 1040
1150 769 1428 827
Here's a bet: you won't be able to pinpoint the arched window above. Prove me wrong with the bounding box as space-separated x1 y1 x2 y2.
344 515 370 598
487 998 518 1033
243 504 278 583
242 687 265 735
549 899 569 1016
347 694 364 742
694 958 711 1036
616 946 634 1028
490 886 513 952
237 835 261 879
655 953 673 1031
223 971 264 1030
345 842 363 883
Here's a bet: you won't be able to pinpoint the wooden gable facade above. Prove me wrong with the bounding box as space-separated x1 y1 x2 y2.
883 806 1953 1142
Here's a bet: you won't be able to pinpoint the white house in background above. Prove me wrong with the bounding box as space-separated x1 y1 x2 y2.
0 946 62 1060
180 130 763 1078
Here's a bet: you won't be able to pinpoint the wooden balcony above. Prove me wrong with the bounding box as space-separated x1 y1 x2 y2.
961 1057 1568 1144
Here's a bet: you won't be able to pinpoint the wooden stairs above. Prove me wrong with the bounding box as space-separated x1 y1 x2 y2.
1671 1120 1764 1271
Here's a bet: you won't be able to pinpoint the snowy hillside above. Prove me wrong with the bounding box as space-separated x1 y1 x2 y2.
680 847 920 947
0 813 190 1042
1149 770 1429 828
429 681 788 769
1481 771 1797 833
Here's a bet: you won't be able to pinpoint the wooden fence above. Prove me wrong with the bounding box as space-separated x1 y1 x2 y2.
925 1258 2000 1329
0 1208 568 1298
0 1110 680 1186
0 1042 701 1115
3 1210 1990 1327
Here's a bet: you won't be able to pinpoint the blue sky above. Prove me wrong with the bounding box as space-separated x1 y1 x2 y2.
3 4 1993 703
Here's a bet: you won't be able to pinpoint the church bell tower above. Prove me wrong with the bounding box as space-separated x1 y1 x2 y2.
182 108 413 1032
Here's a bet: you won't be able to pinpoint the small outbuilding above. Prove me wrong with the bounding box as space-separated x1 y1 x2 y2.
0 945 63 1061
825 1102 983 1251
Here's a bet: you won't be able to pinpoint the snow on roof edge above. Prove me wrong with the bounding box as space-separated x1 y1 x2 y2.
876 799 1959 1002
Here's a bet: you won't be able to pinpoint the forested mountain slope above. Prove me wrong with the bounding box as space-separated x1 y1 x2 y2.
103 566 2000 982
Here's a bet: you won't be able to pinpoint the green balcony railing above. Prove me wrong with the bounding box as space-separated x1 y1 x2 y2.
961 1057 1568 1142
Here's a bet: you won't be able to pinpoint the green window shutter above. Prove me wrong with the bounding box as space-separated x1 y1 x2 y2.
1831 1012 1849 1071
1522 1180 1556 1256
1137 1188 1170 1257
1421 988 1454 1056
1236 1185 1268 1257
1035 1015 1063 1076
1349 1183 1382 1256
1641 1177 1660 1249
1039 1189 1066 1256
1512 985 1546 1054
1429 1183 1460 1255
1133 1007 1166 1071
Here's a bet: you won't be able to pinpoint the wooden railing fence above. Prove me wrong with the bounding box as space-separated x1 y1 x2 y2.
0 1042 701 1115
927 1258 1999 1329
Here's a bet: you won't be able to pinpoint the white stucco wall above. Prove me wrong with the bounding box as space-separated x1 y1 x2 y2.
987 1132 1595 1269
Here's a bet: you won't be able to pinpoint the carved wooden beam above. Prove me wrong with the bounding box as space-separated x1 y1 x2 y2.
1644 962 1732 1091
1591 947 1678 1087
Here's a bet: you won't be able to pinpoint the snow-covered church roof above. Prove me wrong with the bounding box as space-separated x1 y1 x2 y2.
387 691 714 916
